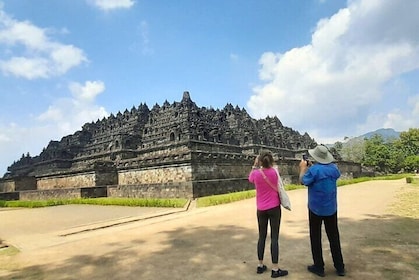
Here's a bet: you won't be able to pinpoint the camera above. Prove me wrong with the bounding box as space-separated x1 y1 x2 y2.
303 154 311 166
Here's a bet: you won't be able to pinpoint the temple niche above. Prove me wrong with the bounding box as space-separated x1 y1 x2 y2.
0 91 334 200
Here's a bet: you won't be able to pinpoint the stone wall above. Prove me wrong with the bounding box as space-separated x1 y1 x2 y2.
116 142 191 170
188 150 253 198
118 164 192 185
191 152 252 180
192 178 252 198
95 169 118 186
18 187 108 201
37 172 96 190
81 186 108 198
0 192 19 200
108 182 193 199
0 180 15 192
20 188 81 201
15 176 37 191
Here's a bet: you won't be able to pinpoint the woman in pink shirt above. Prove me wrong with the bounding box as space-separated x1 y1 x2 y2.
248 150 288 278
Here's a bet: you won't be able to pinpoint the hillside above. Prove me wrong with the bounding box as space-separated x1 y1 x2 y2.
335 128 401 162
359 128 400 141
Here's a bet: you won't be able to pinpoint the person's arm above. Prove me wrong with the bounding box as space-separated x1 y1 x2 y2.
252 156 260 170
334 164 341 179
299 159 309 185
249 156 260 183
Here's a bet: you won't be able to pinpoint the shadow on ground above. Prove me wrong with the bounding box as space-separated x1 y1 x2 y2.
1 213 418 280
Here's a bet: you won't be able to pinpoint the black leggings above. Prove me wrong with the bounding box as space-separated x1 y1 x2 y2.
257 206 281 263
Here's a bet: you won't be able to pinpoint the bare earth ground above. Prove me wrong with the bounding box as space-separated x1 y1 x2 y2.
0 178 418 280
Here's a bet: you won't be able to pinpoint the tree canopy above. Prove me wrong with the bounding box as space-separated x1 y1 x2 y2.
334 128 419 173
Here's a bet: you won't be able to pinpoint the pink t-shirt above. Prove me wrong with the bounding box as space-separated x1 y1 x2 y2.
248 167 280 211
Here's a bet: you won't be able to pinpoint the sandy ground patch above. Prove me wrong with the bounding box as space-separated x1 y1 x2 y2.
0 178 418 279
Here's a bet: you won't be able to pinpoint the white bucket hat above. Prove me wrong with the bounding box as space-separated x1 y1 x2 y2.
308 145 335 164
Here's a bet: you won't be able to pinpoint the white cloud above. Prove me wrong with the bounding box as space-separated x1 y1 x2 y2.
128 20 154 56
383 95 419 130
50 44 87 74
411 95 419 116
0 7 87 79
0 56 50 79
69 80 106 102
0 123 59 176
0 18 47 49
38 80 108 135
139 20 153 55
0 80 109 175
88 0 135 11
247 0 419 143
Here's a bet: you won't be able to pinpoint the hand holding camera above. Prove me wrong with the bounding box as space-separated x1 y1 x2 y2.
303 154 311 167
252 156 260 169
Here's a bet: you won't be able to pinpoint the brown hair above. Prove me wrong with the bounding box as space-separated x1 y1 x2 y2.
259 149 274 168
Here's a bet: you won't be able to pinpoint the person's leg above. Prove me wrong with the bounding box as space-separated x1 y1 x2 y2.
324 212 345 274
307 210 326 276
269 206 288 278
309 210 324 268
268 206 281 266
257 209 268 273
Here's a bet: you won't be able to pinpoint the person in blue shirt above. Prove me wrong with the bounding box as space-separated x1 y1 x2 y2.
299 145 345 277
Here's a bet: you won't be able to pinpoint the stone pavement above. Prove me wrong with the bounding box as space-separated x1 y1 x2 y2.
0 203 189 251
0 179 407 279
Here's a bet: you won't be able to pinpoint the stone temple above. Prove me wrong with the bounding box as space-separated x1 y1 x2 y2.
0 92 360 200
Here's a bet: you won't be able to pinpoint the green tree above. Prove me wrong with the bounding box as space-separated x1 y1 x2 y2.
363 135 390 172
404 155 419 172
386 141 405 173
359 128 418 173
399 128 419 156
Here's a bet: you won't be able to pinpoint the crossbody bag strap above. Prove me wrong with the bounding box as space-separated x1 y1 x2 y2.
259 169 279 193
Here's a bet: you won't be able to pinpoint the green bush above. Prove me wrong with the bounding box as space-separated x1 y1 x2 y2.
197 190 256 207
405 176 419 185
337 174 409 187
196 184 306 207
0 197 188 208
286 184 305 191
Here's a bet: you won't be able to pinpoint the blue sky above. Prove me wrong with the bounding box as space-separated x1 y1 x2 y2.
1 0 418 175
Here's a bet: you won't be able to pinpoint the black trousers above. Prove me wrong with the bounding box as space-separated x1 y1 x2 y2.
257 206 281 263
309 210 344 270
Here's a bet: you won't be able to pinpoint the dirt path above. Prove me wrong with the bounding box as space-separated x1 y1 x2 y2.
0 179 417 279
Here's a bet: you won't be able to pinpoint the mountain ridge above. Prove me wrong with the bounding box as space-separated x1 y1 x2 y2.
325 128 400 147
358 128 400 140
